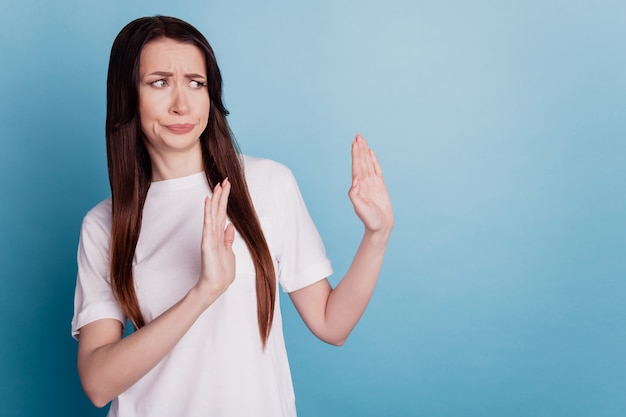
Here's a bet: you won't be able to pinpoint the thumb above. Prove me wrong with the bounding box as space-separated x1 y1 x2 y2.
223 223 235 250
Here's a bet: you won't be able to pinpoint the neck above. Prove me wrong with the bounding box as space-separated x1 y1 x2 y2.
147 142 204 181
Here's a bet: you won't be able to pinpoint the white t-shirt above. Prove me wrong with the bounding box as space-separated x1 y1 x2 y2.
71 156 333 417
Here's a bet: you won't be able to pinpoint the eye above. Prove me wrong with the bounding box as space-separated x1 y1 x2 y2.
151 79 167 88
189 80 206 89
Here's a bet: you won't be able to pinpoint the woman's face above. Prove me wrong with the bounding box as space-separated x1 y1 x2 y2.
138 38 210 168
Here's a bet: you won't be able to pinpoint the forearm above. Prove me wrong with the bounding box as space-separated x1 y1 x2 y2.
321 229 390 345
290 228 390 346
78 285 219 407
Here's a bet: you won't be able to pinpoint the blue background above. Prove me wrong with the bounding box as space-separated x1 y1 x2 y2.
1 1 624 416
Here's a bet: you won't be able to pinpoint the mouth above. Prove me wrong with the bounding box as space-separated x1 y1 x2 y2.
165 124 195 134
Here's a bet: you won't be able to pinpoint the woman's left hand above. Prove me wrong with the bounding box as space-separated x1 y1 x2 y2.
288 134 393 346
348 134 394 235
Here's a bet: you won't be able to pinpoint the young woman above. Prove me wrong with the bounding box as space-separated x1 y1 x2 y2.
72 15 393 417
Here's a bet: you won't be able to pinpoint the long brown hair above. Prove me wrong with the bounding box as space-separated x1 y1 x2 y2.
105 16 276 346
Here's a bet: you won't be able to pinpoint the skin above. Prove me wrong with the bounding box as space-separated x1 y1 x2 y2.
77 38 394 408
138 38 209 181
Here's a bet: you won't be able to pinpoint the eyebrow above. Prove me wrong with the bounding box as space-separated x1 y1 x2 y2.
146 71 206 79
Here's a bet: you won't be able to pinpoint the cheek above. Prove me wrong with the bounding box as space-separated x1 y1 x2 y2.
138 88 169 122
138 99 161 139
198 97 211 127
139 96 157 121
137 106 151 134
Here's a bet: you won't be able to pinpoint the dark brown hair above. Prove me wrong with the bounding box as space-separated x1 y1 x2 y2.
105 16 275 346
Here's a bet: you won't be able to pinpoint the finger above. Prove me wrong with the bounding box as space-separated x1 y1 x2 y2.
348 176 360 198
204 195 213 223
369 149 383 178
211 182 223 226
204 194 211 207
202 196 215 247
223 223 235 250
357 134 374 177
216 178 231 228
351 136 362 180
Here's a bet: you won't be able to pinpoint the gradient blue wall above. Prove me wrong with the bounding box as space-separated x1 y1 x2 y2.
1 1 624 416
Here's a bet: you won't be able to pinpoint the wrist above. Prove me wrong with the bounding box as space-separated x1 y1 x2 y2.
363 227 391 247
188 280 224 312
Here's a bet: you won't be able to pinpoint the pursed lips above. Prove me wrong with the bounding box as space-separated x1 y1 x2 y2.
165 123 195 134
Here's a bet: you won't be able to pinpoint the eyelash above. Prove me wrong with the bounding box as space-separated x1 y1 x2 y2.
149 79 206 88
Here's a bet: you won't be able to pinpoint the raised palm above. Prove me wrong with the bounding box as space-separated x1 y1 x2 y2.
348 134 394 234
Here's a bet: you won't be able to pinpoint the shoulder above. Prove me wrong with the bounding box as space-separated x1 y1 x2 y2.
240 154 296 189
81 198 112 237
241 154 293 177
239 155 301 216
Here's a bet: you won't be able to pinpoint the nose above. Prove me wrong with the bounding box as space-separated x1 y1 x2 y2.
169 86 189 115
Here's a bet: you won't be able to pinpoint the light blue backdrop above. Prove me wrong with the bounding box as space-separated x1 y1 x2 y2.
1 1 624 416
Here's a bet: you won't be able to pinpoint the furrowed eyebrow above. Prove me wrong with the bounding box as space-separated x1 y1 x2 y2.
146 71 206 80
147 71 174 77
185 73 206 80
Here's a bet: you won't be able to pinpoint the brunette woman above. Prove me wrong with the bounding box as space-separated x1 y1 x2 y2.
72 15 393 417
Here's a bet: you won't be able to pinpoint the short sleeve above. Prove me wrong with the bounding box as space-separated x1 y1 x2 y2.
71 201 126 339
275 170 333 293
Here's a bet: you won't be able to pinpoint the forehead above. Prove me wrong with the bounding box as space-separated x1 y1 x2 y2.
139 38 206 73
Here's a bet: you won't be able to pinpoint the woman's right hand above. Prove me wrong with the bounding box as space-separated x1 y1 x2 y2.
197 178 236 302
77 178 237 407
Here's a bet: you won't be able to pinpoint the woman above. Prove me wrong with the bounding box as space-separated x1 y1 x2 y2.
72 15 393 417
